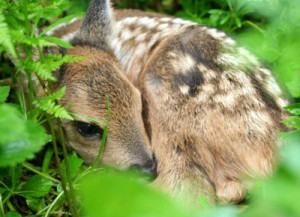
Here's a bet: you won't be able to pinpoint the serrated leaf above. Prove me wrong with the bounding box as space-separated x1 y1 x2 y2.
0 104 51 167
20 175 52 198
283 116 300 129
284 103 300 115
26 197 46 212
0 86 10 102
60 153 84 181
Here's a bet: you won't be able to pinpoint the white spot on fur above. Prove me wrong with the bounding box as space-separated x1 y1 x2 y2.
180 85 190 95
138 17 153 26
160 17 172 22
173 54 196 74
202 83 215 93
223 38 236 46
123 17 138 25
135 33 147 42
277 98 288 107
207 28 226 40
62 31 77 41
157 23 170 31
121 29 133 41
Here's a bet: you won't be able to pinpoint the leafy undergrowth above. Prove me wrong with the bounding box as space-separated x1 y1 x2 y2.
0 0 300 217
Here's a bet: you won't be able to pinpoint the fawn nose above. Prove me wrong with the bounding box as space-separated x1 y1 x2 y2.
130 155 157 177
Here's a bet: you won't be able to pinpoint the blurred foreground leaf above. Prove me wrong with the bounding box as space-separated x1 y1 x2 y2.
0 104 51 167
78 171 189 217
0 86 10 103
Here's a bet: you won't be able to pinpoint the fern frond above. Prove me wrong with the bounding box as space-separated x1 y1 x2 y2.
0 10 16 57
34 87 73 120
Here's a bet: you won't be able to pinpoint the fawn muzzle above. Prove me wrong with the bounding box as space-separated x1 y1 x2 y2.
130 155 157 177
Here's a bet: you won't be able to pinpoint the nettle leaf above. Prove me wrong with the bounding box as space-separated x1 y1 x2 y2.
0 10 16 58
79 171 189 217
60 153 84 181
0 86 10 102
0 104 51 167
283 116 300 129
284 103 300 116
34 86 73 120
20 175 52 198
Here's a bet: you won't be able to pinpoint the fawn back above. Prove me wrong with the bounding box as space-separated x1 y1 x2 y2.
48 0 290 205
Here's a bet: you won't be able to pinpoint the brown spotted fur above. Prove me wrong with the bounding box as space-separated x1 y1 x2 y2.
45 0 290 205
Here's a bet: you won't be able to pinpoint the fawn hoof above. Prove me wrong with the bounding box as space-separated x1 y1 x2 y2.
216 181 246 204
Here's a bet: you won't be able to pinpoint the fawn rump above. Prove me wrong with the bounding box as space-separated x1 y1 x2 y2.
47 0 289 205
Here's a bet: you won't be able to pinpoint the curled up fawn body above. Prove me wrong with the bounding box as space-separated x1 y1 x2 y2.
43 0 290 205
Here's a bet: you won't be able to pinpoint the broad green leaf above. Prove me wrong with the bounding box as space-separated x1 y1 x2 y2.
26 197 46 211
78 171 189 217
280 130 300 179
60 153 83 181
20 175 52 198
282 116 300 129
0 86 10 102
284 103 300 115
0 104 51 167
5 211 21 217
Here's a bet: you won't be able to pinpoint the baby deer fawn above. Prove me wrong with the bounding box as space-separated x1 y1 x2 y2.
46 0 289 205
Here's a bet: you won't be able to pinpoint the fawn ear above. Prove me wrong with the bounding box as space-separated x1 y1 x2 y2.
72 0 114 50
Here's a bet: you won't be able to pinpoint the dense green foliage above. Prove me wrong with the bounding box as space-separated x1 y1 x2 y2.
0 0 299 216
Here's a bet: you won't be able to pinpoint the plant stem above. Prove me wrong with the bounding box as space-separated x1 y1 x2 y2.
23 162 60 183
46 80 79 217
44 190 64 217
0 194 5 217
47 115 75 216
93 96 110 167
56 118 79 217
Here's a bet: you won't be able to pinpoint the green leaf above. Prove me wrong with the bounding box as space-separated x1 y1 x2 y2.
5 211 21 217
235 17 242 28
20 175 52 198
0 104 51 167
26 197 46 211
34 86 73 120
78 171 189 217
0 86 10 102
43 36 72 48
60 153 83 181
0 11 16 58
282 116 300 129
41 14 81 36
284 103 300 115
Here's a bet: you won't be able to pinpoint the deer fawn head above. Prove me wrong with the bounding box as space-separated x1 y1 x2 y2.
49 0 156 174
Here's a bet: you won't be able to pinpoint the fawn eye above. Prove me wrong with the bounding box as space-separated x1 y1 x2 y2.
76 121 103 138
